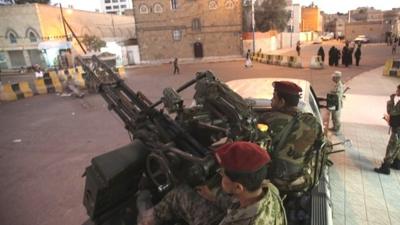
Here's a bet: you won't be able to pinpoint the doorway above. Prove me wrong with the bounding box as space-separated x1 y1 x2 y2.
194 42 203 58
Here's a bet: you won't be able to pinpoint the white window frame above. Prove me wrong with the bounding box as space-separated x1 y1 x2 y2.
139 4 149 14
225 0 234 9
208 0 218 10
154 3 163 13
172 30 182 41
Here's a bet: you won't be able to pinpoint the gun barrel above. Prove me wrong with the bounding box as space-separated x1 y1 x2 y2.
150 73 208 108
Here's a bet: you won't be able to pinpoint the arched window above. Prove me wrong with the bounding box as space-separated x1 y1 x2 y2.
225 0 234 9
139 4 149 14
9 32 17 44
28 31 37 42
208 0 218 10
153 3 163 13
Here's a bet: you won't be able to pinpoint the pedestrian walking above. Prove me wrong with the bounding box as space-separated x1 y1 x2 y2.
296 41 301 56
245 49 253 68
329 71 344 132
317 46 325 62
173 57 180 75
354 45 361 66
375 85 400 175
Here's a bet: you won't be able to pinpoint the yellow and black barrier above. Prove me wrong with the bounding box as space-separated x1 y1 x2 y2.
0 81 33 101
266 55 274 64
383 58 400 77
33 72 63 95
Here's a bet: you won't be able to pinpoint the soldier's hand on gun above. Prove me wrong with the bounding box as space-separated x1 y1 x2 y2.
195 185 217 202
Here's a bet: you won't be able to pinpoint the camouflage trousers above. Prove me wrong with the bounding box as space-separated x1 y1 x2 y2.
331 110 341 131
153 185 228 225
384 129 400 164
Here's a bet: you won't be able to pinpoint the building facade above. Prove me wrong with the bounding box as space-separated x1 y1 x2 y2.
100 0 133 14
286 3 301 33
0 3 135 69
345 21 385 42
383 8 400 37
349 7 383 22
323 13 347 37
133 0 242 63
301 5 323 32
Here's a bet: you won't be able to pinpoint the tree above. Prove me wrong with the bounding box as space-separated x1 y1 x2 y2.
81 34 106 52
254 0 290 32
15 0 50 4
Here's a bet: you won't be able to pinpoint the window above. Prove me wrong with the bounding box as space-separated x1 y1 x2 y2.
112 0 118 2
153 3 163 13
139 4 149 14
208 0 217 10
120 0 126 2
172 30 182 41
113 5 119 9
192 18 201 31
9 32 17 44
225 0 234 9
121 5 127 8
28 32 37 42
106 6 111 9
171 0 177 10
105 0 110 3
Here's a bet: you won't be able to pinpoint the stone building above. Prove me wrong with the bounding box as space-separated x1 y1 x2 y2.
0 3 135 69
301 4 323 32
383 8 400 37
345 21 385 42
323 13 347 37
349 7 383 22
286 3 301 33
132 0 242 63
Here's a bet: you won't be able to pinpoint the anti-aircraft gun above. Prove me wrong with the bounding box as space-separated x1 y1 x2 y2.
77 56 268 225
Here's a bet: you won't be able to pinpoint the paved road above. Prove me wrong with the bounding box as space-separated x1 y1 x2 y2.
0 43 398 225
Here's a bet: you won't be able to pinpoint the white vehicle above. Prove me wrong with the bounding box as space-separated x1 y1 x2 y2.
321 33 334 41
354 35 369 44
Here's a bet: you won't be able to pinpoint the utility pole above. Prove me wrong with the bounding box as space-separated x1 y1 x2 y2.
251 0 255 52
58 3 69 41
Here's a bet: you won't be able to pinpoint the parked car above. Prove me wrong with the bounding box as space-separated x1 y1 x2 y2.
321 33 334 41
354 35 369 44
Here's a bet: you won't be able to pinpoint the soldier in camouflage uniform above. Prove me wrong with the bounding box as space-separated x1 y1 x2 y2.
138 141 287 225
375 85 400 174
329 71 344 132
260 81 324 194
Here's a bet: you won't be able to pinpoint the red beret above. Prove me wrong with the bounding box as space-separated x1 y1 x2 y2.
215 141 271 173
273 81 302 95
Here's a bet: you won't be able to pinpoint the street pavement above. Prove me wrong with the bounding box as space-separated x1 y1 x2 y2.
0 43 399 225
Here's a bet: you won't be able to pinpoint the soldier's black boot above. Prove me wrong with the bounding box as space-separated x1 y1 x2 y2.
390 159 400 170
374 162 391 175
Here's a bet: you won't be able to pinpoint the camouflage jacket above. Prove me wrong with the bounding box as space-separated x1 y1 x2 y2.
260 109 324 192
387 98 400 116
219 181 286 225
330 81 344 109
